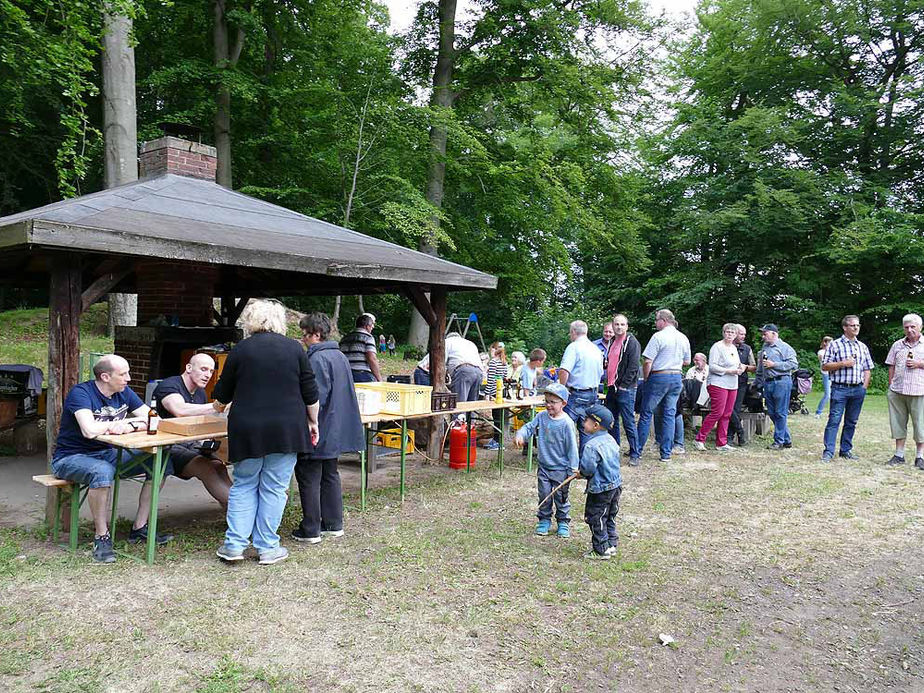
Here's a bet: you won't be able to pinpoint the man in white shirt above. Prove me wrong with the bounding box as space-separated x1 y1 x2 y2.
446 332 484 402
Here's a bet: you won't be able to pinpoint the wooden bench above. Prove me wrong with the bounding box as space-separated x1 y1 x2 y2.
741 412 768 441
32 474 84 551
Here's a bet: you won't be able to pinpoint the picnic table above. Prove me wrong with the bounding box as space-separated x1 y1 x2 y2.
358 395 545 510
96 428 228 565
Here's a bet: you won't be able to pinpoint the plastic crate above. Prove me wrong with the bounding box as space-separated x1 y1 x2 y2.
355 382 433 416
373 427 415 453
431 391 457 411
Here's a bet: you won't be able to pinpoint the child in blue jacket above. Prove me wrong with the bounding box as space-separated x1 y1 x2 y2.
579 404 623 560
514 383 579 537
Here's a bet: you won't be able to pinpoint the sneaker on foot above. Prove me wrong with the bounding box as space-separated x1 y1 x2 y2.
821 454 834 462
93 534 116 564
604 545 618 556
673 446 686 455
128 523 174 546
659 456 671 463
535 519 551 536
782 442 793 449
886 454 905 466
258 546 289 566
216 544 245 562
320 529 344 538
915 458 924 471
839 450 860 461
556 522 570 538
584 550 610 561
483 440 500 451
693 440 706 451
628 457 641 467
716 444 735 452
768 442 784 450
291 527 322 544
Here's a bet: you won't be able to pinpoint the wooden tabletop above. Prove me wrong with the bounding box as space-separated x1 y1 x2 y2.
360 395 545 425
96 429 228 451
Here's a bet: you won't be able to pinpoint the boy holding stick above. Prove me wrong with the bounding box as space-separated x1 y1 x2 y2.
578 404 623 560
515 383 579 537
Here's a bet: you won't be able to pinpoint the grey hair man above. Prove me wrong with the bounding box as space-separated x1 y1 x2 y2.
884 313 924 468
558 320 604 450
339 313 382 383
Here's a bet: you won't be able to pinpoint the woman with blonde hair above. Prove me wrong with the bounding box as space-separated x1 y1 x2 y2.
213 299 320 565
815 335 834 418
694 323 747 451
484 341 509 450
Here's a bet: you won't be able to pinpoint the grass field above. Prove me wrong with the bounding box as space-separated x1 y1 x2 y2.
1 390 922 692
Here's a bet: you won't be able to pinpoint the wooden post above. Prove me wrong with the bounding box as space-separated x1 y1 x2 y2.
46 255 82 525
427 288 448 460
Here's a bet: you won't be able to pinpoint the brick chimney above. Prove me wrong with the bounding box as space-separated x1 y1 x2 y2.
139 136 217 181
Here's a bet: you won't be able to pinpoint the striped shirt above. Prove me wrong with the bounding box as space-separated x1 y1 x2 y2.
339 330 376 373
484 358 508 398
885 338 924 396
823 336 874 385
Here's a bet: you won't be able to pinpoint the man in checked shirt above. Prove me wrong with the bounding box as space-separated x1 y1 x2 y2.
884 313 924 469
821 315 874 462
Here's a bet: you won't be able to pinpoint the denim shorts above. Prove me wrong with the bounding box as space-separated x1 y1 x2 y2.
51 447 172 489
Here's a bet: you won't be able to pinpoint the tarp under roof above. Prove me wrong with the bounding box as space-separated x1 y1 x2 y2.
0 173 497 294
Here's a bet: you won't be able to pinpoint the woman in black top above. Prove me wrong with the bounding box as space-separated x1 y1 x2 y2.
213 300 319 566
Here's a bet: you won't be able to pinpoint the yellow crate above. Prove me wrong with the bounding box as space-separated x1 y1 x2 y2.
373 428 414 453
355 382 432 416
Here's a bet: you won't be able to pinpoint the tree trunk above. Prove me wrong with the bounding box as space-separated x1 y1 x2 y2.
357 295 365 314
213 0 245 189
102 8 138 332
426 288 448 460
407 0 457 350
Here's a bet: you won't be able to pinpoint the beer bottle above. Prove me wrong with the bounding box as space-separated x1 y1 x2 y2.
147 399 159 435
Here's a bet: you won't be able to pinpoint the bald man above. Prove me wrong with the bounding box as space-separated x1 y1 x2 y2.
152 353 232 508
51 354 173 563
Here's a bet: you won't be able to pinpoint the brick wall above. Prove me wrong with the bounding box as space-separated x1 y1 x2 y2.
139 136 217 181
136 260 218 326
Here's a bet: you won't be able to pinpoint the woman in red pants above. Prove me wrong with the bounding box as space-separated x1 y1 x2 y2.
694 323 748 451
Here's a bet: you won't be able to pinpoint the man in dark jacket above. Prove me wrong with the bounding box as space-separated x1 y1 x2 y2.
293 312 365 543
603 313 642 465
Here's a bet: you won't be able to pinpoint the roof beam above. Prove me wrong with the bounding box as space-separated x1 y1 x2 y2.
81 260 135 313
403 286 437 328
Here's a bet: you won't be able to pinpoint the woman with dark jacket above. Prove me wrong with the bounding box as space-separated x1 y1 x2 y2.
292 312 364 543
213 300 319 566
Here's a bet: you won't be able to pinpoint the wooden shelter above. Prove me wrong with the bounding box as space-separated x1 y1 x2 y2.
0 137 497 492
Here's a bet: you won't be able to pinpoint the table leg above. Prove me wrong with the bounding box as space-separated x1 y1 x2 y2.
498 407 506 477
399 418 407 503
527 406 535 473
110 448 123 536
360 444 367 512
146 446 165 565
69 485 80 552
465 412 473 473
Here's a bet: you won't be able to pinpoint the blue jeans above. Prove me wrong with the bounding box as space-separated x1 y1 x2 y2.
763 378 793 445
637 373 682 459
564 388 598 452
823 384 866 457
537 466 571 523
351 370 377 383
655 408 684 449
224 452 297 553
51 447 167 488
815 371 830 415
605 386 640 459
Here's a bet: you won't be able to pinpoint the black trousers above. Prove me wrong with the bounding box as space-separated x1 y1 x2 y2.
728 383 749 442
294 455 343 536
584 486 622 555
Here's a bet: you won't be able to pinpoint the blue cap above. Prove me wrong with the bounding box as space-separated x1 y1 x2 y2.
760 323 779 333
542 382 569 403
585 404 614 430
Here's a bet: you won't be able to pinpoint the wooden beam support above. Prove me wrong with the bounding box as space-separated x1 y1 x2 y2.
46 254 83 525
80 261 134 313
427 287 448 461
226 296 250 326
403 286 437 328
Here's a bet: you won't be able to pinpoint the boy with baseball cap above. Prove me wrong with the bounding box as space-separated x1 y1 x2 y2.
515 383 579 537
579 404 623 560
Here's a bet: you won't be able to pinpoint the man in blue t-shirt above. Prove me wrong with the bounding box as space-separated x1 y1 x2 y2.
153 353 231 508
51 354 172 563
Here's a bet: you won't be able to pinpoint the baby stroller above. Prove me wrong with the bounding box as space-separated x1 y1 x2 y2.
789 368 814 415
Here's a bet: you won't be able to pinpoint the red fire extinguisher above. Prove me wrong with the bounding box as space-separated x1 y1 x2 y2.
449 420 477 469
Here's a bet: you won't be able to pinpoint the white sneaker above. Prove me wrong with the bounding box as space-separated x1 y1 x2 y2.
673 446 686 455
716 444 735 452
693 440 706 451
321 529 344 538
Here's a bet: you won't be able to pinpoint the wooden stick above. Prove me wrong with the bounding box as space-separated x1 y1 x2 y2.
538 472 579 509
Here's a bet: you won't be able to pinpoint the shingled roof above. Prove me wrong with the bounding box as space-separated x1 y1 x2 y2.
0 173 496 294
